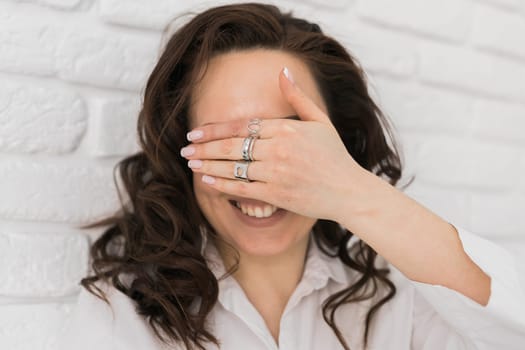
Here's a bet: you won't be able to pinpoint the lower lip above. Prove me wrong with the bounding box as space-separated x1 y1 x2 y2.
230 202 286 228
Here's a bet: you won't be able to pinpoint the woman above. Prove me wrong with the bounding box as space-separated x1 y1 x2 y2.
59 3 525 350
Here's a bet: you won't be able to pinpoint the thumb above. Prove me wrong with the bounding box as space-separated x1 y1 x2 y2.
279 66 330 124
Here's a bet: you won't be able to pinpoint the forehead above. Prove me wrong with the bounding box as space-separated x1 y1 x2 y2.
188 49 326 128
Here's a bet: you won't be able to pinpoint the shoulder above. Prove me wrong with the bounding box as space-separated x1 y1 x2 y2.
56 280 117 350
57 279 172 350
69 279 134 323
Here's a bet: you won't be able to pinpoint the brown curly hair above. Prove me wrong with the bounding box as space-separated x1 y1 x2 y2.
79 2 411 349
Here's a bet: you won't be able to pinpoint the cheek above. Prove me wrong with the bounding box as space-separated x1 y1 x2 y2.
193 173 222 207
193 174 207 207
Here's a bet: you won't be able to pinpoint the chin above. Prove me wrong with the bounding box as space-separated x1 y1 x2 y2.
225 229 302 258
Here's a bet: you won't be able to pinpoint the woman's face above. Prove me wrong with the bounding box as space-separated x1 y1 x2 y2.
189 49 328 258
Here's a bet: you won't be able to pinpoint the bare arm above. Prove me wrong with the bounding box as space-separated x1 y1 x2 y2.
335 169 491 306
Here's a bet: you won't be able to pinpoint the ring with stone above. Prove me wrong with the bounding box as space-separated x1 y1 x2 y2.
234 161 251 182
247 118 262 136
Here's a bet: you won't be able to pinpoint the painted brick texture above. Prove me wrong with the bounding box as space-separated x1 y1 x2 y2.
1 0 524 348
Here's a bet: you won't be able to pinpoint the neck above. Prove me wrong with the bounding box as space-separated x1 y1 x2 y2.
214 235 311 342
217 236 310 298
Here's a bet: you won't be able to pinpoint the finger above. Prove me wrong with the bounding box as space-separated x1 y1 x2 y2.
188 159 270 182
200 174 270 202
181 137 271 161
279 67 331 124
186 115 299 143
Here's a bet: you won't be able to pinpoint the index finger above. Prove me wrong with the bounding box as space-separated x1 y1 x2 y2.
186 115 300 143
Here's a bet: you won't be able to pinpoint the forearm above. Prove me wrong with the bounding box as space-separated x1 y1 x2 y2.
337 169 491 306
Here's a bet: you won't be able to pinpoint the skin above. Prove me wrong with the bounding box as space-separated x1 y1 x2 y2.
184 48 491 343
187 50 325 340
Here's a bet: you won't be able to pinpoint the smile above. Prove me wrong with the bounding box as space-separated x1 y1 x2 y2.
229 200 278 218
235 201 277 218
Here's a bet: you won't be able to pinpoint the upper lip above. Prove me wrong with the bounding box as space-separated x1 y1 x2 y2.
228 196 275 207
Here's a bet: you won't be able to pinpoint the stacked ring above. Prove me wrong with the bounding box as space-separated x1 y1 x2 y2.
241 135 258 161
234 118 262 181
247 135 257 161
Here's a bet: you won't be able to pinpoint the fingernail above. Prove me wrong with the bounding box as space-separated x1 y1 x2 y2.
283 66 294 85
187 130 203 141
202 175 216 184
188 159 202 169
180 146 195 157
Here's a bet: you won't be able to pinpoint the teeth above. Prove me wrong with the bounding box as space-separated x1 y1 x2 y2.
263 205 273 217
235 201 278 218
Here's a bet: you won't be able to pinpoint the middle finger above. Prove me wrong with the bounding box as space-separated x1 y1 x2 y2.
180 137 270 161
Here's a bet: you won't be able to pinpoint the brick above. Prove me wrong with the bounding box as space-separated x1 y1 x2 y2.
0 302 74 350
0 160 120 223
470 193 525 237
39 0 82 10
87 97 141 156
403 184 471 229
474 0 520 10
356 0 472 42
371 78 475 134
0 0 82 10
336 22 417 78
98 0 196 30
390 131 421 184
0 4 159 90
303 0 353 9
98 0 321 31
419 42 525 102
0 17 58 76
471 99 525 145
472 4 525 59
414 138 520 189
56 30 159 91
0 231 88 297
0 81 87 154
519 155 525 194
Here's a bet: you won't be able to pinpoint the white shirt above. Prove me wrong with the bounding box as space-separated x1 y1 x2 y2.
57 225 525 349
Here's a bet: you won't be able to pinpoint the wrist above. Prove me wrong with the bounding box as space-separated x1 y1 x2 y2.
334 166 400 232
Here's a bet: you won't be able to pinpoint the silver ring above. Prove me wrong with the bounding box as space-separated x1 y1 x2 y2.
234 161 250 182
247 118 262 136
241 136 253 161
247 135 257 161
241 135 258 161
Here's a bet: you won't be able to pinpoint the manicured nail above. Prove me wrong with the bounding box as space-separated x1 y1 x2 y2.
180 146 195 157
187 130 203 141
188 159 202 169
283 66 294 84
202 175 216 184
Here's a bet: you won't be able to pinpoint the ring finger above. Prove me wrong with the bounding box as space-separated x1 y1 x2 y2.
188 159 270 183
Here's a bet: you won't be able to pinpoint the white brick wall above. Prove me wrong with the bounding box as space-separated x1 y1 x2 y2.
1 0 524 348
